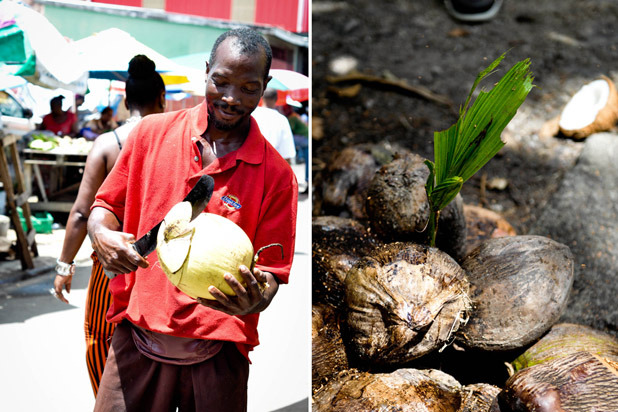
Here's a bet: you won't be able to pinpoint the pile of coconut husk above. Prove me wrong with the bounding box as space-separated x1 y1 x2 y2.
312 145 618 411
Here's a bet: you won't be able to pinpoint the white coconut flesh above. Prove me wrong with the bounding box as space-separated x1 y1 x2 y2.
559 79 610 131
156 202 255 300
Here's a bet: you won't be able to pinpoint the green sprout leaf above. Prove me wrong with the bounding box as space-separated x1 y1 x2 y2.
425 53 534 246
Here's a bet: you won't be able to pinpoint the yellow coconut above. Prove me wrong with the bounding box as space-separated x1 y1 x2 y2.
558 75 618 139
156 201 279 300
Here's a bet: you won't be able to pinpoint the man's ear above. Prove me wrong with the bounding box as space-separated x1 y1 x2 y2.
261 75 273 97
206 61 210 76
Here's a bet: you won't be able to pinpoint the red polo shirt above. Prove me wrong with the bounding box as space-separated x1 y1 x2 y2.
92 100 298 358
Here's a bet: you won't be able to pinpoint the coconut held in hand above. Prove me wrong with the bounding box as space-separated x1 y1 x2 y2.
156 201 277 300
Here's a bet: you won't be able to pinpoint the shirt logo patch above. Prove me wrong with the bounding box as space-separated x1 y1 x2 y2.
222 194 242 210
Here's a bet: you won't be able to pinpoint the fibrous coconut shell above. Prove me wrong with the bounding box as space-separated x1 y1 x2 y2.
459 383 501 412
497 351 618 411
312 304 349 392
319 143 410 219
312 368 462 412
558 75 618 139
457 235 574 351
463 204 516 256
343 242 470 366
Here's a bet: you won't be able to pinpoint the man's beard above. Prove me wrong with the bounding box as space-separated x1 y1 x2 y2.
208 103 246 131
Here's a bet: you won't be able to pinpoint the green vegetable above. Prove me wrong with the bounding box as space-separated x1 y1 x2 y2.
424 53 534 246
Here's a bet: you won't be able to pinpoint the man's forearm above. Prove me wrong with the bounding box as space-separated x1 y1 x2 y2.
87 206 121 243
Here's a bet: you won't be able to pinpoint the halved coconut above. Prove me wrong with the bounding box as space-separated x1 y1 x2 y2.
558 75 618 139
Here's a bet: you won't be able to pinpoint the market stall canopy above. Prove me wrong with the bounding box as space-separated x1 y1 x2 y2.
72 28 193 85
269 69 309 105
0 73 27 91
0 1 88 94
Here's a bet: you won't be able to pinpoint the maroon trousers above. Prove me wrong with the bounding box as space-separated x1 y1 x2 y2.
94 321 249 412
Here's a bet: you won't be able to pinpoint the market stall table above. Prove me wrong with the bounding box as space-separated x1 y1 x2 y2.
22 144 91 213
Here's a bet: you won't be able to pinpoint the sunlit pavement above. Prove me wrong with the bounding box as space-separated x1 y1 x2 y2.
0 163 310 412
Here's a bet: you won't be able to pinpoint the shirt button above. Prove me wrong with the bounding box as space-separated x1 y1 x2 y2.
194 156 199 162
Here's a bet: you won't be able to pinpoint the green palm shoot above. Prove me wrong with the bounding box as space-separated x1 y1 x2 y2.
424 53 534 247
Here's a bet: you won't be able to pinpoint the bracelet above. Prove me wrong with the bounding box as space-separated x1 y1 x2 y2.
55 259 75 277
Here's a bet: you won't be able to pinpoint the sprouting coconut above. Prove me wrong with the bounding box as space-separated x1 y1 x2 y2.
558 75 618 139
456 236 574 352
365 152 467 261
156 201 282 300
312 368 462 412
343 242 471 366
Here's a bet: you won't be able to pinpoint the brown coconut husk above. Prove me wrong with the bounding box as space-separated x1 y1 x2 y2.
343 242 471 366
511 323 618 372
463 204 516 256
312 368 462 412
497 352 618 411
456 235 574 352
459 383 501 412
559 75 618 139
312 304 349 392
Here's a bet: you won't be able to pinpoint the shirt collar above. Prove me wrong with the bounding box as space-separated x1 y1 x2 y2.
190 100 264 166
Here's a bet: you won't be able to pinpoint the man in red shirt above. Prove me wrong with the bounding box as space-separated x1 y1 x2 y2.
87 28 298 411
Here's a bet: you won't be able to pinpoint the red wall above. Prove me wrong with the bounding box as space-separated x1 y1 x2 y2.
165 1 232 20
254 0 299 32
91 0 308 33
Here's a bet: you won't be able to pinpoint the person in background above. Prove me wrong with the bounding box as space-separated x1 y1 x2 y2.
252 88 296 163
38 95 79 136
282 103 309 193
74 93 92 131
87 28 297 411
52 54 166 397
83 106 119 138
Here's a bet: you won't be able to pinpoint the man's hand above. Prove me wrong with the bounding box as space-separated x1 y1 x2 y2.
197 265 279 316
88 207 149 275
90 227 149 274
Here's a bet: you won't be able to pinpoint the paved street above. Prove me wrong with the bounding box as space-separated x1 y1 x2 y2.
0 164 310 412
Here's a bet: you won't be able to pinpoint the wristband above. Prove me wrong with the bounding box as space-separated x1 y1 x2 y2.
55 259 75 276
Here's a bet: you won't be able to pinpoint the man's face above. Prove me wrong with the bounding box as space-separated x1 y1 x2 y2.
206 39 269 132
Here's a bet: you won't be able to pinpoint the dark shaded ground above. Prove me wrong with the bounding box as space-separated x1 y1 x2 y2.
312 0 618 234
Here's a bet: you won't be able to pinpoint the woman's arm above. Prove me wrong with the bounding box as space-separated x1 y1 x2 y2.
52 136 115 303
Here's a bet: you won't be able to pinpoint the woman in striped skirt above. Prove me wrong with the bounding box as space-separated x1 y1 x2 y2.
52 54 166 396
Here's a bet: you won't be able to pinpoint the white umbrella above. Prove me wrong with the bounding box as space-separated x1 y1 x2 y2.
268 69 309 105
72 28 192 85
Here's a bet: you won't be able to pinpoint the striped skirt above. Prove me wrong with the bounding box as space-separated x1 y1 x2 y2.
84 252 116 397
